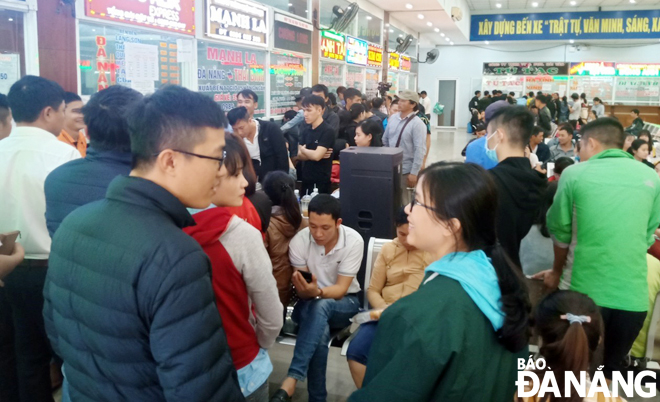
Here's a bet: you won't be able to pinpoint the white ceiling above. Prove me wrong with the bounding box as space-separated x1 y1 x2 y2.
364 0 466 46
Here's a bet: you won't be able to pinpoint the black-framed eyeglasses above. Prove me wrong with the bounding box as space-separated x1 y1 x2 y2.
410 189 439 213
153 149 226 169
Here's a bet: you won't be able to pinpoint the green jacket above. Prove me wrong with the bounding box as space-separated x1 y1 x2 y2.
547 148 660 312
349 274 527 402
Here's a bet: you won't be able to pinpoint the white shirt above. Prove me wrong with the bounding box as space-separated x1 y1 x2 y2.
0 127 81 259
569 101 581 120
244 119 261 163
420 96 432 114
289 225 364 294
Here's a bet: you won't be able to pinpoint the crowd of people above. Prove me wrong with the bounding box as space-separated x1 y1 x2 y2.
1 73 660 402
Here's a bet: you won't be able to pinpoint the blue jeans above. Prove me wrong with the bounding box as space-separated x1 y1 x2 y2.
345 321 379 366
288 295 359 402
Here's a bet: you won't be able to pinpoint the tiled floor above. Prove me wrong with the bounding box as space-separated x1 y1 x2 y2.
54 129 660 401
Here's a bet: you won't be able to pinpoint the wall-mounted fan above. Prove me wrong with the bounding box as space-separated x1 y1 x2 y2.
418 48 439 64
327 3 360 33
395 34 414 54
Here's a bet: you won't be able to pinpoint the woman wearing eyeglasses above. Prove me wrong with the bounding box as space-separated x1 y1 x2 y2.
184 134 283 402
349 162 530 402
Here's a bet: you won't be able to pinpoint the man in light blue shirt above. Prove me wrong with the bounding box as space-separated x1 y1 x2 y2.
382 90 427 205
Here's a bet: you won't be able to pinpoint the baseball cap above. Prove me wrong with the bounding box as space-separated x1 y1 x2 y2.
485 100 511 125
398 90 419 103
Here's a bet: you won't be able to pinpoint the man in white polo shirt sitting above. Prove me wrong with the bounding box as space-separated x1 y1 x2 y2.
270 194 363 402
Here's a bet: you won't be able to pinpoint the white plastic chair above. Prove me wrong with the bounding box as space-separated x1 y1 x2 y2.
341 237 391 356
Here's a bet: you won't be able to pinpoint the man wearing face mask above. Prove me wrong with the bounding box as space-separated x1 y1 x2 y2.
485 106 546 269
465 100 509 169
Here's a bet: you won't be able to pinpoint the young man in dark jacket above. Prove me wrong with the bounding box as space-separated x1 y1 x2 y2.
45 85 143 236
486 106 546 269
228 106 289 183
535 94 552 134
43 86 244 402
625 109 644 136
468 90 481 113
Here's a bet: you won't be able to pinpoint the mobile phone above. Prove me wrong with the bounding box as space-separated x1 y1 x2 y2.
0 231 20 256
299 270 314 283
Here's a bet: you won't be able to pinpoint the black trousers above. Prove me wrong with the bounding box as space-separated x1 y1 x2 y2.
600 306 646 379
0 264 54 402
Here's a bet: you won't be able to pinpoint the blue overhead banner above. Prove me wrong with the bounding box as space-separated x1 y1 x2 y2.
471 10 660 41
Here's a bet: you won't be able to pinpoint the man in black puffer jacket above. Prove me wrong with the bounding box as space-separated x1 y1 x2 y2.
43 86 244 402
485 106 547 269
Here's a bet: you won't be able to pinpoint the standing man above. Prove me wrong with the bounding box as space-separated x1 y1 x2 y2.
336 86 347 108
45 85 143 237
478 90 492 111
551 93 561 121
535 94 552 134
537 118 660 380
298 95 335 195
382 90 427 206
43 86 244 401
469 90 481 113
419 90 432 120
568 93 582 129
57 92 87 157
486 106 546 268
270 195 363 402
0 76 80 402
338 88 363 132
228 106 289 183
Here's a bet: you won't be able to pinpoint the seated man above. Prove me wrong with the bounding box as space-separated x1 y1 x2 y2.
271 195 363 402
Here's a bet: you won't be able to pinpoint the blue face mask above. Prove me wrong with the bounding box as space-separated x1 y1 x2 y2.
485 131 500 162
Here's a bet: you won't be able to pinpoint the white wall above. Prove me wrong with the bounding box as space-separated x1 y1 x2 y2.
418 42 660 126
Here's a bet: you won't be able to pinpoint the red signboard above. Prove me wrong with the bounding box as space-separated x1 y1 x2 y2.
367 43 382 68
85 0 195 35
321 31 345 61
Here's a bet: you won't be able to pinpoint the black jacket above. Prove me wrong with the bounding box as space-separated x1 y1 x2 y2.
43 176 244 402
469 96 480 111
371 108 387 121
341 120 359 147
489 157 546 269
477 97 493 111
534 142 552 163
254 119 289 182
538 106 552 133
625 117 645 136
321 107 340 138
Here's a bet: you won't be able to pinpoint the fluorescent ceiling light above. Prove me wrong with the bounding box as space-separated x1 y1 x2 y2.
405 3 413 8
418 14 424 19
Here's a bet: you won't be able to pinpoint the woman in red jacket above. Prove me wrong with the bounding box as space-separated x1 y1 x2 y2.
184 134 283 401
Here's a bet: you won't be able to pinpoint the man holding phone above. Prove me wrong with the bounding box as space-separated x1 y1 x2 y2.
270 195 363 402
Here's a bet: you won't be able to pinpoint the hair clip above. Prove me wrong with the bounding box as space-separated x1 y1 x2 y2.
560 313 591 325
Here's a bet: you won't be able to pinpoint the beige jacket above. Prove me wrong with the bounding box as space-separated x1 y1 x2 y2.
367 238 431 309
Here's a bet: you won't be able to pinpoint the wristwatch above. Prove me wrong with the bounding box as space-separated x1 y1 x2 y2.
315 288 323 300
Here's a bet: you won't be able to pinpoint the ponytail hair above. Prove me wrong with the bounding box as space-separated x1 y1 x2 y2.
534 291 603 402
418 162 530 353
263 171 302 229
